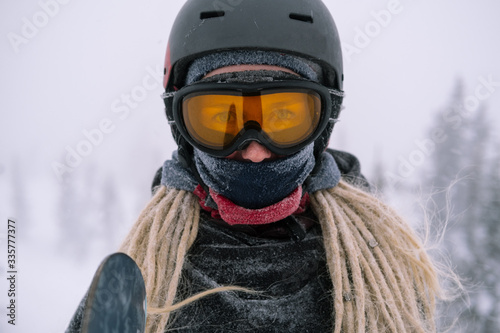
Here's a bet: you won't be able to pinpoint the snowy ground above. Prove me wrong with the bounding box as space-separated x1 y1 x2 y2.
0 174 146 332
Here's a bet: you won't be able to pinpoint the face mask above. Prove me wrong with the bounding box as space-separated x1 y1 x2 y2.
193 143 315 209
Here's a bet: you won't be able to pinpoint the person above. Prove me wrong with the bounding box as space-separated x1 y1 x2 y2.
67 0 442 332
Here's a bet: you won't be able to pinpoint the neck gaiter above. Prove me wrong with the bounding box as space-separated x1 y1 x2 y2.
193 144 316 209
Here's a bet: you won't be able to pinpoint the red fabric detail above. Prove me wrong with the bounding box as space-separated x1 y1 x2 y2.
210 187 303 225
296 192 310 215
193 185 222 220
163 43 172 89
193 185 310 225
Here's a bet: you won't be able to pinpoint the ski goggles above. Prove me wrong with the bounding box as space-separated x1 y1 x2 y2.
164 80 343 157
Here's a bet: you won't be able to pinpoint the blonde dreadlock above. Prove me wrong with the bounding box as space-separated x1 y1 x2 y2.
310 181 440 332
119 187 200 332
120 180 441 333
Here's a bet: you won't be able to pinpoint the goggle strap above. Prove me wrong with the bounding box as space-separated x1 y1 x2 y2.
328 89 344 97
163 88 343 100
162 91 176 99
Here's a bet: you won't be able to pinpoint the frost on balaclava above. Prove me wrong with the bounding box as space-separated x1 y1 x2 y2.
193 144 315 209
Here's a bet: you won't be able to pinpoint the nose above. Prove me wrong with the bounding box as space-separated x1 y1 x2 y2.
240 141 272 163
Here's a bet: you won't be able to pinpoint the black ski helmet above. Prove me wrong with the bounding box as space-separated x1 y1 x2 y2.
163 0 344 162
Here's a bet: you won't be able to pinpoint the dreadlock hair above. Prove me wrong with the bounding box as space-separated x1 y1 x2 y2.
119 180 441 333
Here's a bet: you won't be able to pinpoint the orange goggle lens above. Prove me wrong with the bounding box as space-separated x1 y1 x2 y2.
182 90 322 150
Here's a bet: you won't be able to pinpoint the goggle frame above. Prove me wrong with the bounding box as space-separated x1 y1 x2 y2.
164 80 343 157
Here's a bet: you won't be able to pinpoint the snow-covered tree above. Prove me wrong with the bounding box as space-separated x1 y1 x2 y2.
420 80 499 332
96 175 123 252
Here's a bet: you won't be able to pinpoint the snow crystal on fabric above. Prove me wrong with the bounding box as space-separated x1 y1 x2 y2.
304 151 341 193
186 50 321 85
160 151 197 191
193 144 315 209
167 218 334 331
160 147 342 208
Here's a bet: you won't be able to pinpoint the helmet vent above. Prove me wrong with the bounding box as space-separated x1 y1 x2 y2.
289 13 313 23
200 11 225 19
